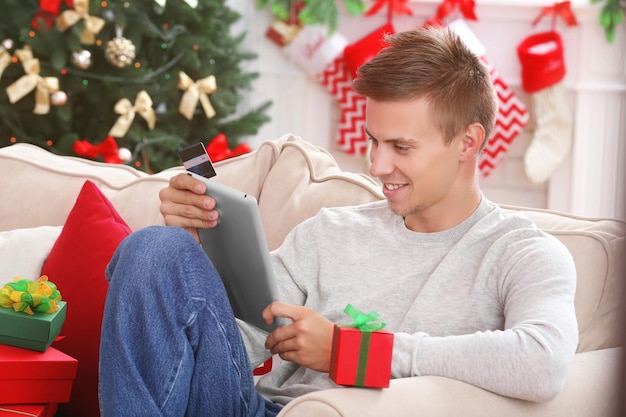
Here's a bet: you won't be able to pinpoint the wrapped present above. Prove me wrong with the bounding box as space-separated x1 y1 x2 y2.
0 301 66 352
0 344 77 404
264 2 303 47
0 404 58 417
266 19 301 46
0 277 65 352
329 304 394 388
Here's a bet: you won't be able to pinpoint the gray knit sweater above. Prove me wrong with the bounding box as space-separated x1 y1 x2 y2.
239 197 578 405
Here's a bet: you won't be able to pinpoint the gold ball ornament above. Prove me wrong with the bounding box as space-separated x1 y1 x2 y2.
104 36 136 68
72 49 92 70
51 91 68 106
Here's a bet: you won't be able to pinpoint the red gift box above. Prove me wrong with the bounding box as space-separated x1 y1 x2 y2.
0 404 58 417
0 344 77 404
329 325 394 388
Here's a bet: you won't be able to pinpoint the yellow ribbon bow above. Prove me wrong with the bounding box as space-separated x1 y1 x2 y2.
5 46 59 115
177 71 217 120
108 90 156 138
56 0 105 45
0 275 61 315
0 46 12 82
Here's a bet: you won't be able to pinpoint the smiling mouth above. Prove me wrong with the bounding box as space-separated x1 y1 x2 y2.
384 183 405 191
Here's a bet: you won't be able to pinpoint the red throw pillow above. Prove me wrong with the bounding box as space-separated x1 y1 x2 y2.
42 180 131 417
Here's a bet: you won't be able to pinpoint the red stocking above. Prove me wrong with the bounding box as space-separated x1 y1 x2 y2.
449 20 529 177
283 24 393 155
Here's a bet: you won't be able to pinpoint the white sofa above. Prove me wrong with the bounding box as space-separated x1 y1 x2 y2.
0 134 624 416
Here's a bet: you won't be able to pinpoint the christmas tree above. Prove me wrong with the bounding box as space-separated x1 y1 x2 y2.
0 0 271 172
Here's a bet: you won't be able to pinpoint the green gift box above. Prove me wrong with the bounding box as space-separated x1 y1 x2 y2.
0 301 66 352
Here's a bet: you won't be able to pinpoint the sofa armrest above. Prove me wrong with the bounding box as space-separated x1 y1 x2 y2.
278 348 622 417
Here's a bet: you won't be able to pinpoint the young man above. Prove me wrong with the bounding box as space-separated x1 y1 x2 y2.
99 27 578 416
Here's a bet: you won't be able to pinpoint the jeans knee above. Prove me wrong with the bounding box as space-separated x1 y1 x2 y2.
106 226 199 283
123 226 197 257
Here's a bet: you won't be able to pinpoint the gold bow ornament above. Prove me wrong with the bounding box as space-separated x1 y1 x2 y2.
108 90 156 138
5 47 59 115
0 46 12 82
177 71 217 120
56 0 105 45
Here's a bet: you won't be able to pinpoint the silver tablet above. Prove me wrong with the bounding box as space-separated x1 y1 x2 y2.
186 171 284 333
179 143 284 332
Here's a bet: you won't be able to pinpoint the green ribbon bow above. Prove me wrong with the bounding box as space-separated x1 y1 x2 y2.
0 276 62 315
342 304 386 332
330 304 387 387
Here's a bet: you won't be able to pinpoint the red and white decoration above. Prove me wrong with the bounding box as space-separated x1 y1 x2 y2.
480 58 530 177
517 1 577 183
268 1 579 178
319 24 394 155
316 56 368 154
282 24 389 155
448 20 529 178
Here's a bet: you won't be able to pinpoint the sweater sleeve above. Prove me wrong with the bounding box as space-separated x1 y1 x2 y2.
391 233 578 402
237 218 316 367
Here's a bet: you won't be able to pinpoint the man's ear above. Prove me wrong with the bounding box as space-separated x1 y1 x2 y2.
460 123 485 161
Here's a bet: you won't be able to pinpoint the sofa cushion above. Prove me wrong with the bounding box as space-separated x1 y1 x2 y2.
41 180 132 417
502 205 626 352
0 143 173 231
0 226 62 286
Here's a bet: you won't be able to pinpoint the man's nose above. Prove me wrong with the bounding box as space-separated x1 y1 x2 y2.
369 147 393 178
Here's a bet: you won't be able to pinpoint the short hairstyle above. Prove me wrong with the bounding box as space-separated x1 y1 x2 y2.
353 27 498 148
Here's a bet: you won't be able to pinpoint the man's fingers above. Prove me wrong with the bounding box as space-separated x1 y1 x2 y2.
169 172 206 194
160 177 216 210
264 315 335 372
160 193 216 218
159 173 219 230
262 301 302 324
161 210 218 230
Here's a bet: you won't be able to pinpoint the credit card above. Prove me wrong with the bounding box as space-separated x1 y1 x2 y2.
178 142 216 179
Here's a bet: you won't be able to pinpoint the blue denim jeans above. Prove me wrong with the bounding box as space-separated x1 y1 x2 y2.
99 226 282 417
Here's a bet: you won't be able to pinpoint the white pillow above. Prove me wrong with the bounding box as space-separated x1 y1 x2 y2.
0 226 62 286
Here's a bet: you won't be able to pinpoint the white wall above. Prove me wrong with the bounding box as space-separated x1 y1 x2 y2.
230 0 626 220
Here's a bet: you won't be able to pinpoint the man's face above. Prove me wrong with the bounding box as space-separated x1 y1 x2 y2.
366 97 464 227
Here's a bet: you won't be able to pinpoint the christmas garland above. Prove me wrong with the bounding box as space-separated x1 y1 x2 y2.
592 0 625 42
256 0 367 33
258 0 624 43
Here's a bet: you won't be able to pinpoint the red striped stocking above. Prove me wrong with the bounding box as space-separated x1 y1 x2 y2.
449 20 529 178
283 24 392 155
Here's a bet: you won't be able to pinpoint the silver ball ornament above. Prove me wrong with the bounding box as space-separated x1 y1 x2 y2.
155 102 167 115
102 10 115 22
51 91 68 106
2 38 14 51
72 49 92 70
118 147 132 163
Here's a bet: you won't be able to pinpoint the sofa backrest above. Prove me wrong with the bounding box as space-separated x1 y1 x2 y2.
0 134 383 247
501 206 625 352
0 142 172 231
0 134 623 352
